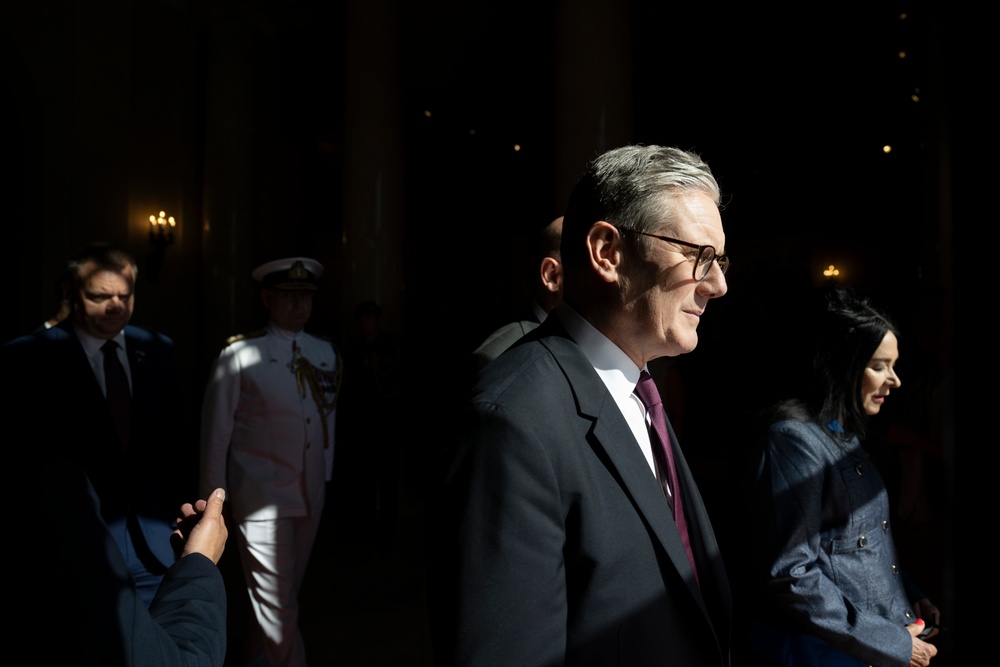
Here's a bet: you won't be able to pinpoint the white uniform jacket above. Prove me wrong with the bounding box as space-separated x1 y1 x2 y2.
201 324 341 521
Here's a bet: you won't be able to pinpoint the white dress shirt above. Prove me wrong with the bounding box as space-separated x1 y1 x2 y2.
556 303 672 497
74 324 132 396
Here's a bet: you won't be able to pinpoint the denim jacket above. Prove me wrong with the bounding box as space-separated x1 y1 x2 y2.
753 419 918 667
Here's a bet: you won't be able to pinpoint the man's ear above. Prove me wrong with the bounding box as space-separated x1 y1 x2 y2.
64 284 80 311
260 288 273 310
539 256 562 294
585 221 623 284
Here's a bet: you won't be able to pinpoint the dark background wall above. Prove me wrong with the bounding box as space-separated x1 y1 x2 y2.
2 0 982 663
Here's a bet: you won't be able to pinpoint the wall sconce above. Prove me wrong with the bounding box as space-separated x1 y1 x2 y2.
149 211 176 250
146 210 177 283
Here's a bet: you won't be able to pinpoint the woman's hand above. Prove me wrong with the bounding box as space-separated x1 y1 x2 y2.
912 598 941 629
906 619 938 667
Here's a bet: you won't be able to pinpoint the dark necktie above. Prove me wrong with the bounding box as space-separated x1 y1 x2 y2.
102 339 132 449
634 370 699 585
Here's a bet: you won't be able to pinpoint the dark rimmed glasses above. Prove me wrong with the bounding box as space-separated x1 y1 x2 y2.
628 231 729 282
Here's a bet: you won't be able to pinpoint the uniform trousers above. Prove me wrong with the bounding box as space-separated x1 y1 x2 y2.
237 512 322 667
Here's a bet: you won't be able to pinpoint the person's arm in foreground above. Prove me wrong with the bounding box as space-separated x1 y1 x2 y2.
143 487 229 667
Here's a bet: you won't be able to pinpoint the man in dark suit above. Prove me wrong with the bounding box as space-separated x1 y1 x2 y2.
4 242 192 606
470 215 564 372
433 145 733 666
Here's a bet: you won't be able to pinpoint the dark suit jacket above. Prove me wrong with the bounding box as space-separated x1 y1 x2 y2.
433 317 732 666
4 322 194 569
470 318 539 372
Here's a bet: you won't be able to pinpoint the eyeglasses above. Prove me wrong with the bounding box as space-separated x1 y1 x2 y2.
628 231 730 282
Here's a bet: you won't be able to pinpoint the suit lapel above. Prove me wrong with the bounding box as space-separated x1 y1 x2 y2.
665 416 733 630
541 327 714 615
49 322 128 458
55 322 108 406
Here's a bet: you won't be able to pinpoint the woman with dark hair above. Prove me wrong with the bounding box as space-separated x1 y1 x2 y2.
747 285 942 667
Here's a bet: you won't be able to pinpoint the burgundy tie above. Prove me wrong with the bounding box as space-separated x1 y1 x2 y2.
635 370 699 585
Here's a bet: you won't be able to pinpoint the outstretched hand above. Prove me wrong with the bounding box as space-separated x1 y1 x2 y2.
171 488 228 565
906 619 938 667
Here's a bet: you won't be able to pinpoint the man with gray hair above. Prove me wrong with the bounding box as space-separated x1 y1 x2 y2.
470 214 564 372
434 145 733 666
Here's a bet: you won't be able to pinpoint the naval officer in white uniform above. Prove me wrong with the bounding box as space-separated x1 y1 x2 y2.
200 257 341 666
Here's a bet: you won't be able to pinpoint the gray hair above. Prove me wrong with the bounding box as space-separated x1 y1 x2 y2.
561 145 720 272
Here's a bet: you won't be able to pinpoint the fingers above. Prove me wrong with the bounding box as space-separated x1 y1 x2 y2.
203 488 226 518
181 488 228 564
906 617 940 640
175 502 197 526
912 598 942 628
910 637 937 667
926 605 942 626
906 621 939 667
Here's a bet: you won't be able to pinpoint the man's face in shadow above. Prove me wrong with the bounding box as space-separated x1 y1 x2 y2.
263 288 314 333
73 261 135 340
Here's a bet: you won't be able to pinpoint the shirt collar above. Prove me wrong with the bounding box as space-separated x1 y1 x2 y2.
268 322 303 342
555 302 645 403
74 322 127 359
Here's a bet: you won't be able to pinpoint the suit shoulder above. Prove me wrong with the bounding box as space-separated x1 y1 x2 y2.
1 332 45 370
474 338 562 401
125 324 174 347
480 320 536 345
225 329 267 346
3 330 46 349
472 320 537 364
3 326 73 360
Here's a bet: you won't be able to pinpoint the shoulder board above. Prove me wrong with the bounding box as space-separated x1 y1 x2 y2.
225 329 267 346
